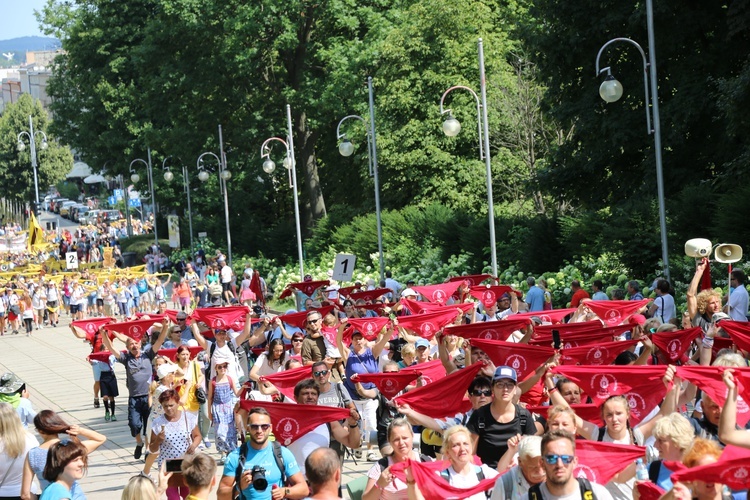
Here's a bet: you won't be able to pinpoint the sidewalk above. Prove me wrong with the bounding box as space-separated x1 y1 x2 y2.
0 318 371 498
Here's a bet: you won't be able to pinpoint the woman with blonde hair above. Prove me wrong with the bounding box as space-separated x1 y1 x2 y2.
647 413 695 489
0 402 40 498
660 438 726 500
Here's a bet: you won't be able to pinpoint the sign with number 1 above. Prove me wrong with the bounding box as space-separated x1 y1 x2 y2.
332 254 356 282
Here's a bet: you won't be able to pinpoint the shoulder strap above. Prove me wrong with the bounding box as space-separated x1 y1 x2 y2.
597 426 606 441
272 441 286 487
440 468 451 482
528 482 543 500
648 460 661 483
335 382 351 408
515 404 528 433
377 457 389 470
234 442 249 500
502 471 515 500
577 477 596 500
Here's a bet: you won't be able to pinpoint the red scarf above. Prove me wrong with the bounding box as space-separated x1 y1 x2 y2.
237 400 350 446
337 285 361 298
670 445 750 490
585 300 650 326
258 365 315 400
390 459 496 499
71 317 114 335
524 404 604 426
278 280 329 300
396 309 464 339
574 439 646 484
560 339 639 366
675 366 750 426
105 317 162 342
713 320 750 352
399 360 447 386
277 306 335 330
448 274 493 286
157 346 205 362
346 317 391 340
513 308 577 324
649 326 702 363
400 299 473 316
88 351 116 363
635 482 666 500
712 337 735 360
393 362 482 418
321 326 338 346
445 318 531 341
355 372 419 399
412 282 462 304
349 288 392 303
534 320 604 336
470 339 554 381
468 285 514 308
249 271 265 306
530 326 628 347
164 309 190 325
551 365 670 424
189 306 250 330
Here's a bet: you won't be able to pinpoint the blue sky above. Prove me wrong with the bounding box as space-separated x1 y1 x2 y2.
0 0 49 40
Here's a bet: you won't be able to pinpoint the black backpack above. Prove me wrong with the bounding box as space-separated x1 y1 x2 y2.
529 478 597 500
440 466 491 498
234 440 285 500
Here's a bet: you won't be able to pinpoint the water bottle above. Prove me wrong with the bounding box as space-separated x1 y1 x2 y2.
635 458 649 481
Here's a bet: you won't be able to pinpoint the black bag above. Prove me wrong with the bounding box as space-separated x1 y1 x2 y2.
192 362 207 404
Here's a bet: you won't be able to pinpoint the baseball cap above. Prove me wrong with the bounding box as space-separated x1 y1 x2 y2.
157 364 178 380
492 366 518 384
415 338 430 350
712 312 731 324
401 288 418 298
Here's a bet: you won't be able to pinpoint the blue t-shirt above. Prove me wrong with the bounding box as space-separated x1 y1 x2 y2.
592 291 609 301
525 286 545 312
222 443 300 499
40 482 72 500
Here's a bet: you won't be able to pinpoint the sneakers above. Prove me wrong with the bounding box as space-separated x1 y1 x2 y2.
353 450 364 460
134 443 144 460
367 451 379 462
203 437 212 449
111 414 117 421
104 411 111 421
94 398 100 408
218 453 226 465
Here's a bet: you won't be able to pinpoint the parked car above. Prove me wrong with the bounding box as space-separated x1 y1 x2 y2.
52 198 69 213
59 201 77 218
101 209 122 222
78 209 100 225
70 204 88 222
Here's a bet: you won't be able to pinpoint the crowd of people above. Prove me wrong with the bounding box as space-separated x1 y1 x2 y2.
2 253 750 500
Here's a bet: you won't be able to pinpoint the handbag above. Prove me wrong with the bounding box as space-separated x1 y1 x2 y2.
193 361 207 404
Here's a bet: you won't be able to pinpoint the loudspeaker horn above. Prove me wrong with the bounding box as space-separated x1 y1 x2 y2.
685 238 712 258
715 244 743 264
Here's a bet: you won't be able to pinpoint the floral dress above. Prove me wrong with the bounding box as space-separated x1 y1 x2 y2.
211 376 237 453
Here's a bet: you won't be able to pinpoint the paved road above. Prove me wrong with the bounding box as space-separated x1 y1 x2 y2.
0 317 371 498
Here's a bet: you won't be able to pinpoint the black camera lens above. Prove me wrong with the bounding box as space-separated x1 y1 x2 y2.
253 305 263 315
251 466 267 490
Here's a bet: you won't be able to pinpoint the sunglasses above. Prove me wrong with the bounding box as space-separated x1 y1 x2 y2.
217 364 229 369
313 370 329 377
544 454 575 465
470 389 492 397
292 338 304 342
307 318 322 324
249 424 271 431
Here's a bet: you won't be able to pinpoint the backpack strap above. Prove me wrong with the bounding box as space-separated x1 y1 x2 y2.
501 471 515 500
528 482 543 500
577 477 596 500
515 404 529 433
272 441 286 487
440 468 451 482
597 426 606 441
234 442 249 500
377 457 389 470
648 460 661 484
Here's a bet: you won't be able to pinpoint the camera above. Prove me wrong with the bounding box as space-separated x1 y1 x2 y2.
250 466 267 490
252 305 263 315
166 459 183 473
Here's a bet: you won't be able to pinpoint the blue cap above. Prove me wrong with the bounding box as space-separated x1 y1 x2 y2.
493 366 518 383
415 338 430 349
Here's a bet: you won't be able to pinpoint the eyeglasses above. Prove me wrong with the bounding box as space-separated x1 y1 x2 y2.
313 370 329 377
470 389 492 397
307 318 322 324
494 382 516 391
544 454 575 465
249 424 271 431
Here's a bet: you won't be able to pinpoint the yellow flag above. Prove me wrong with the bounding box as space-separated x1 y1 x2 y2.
27 212 45 251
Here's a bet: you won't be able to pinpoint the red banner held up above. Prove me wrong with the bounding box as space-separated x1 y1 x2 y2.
412 282 463 304
445 318 531 342
470 339 554 381
585 299 650 326
258 365 314 400
355 371 419 400
278 280 329 300
238 400 350 446
105 317 163 342
649 326 702 363
395 309 464 339
574 439 646 485
190 306 250 330
393 362 482 418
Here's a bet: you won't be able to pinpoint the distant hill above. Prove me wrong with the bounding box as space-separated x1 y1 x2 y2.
0 37 61 65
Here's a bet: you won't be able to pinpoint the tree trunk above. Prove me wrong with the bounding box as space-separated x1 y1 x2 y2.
295 109 326 228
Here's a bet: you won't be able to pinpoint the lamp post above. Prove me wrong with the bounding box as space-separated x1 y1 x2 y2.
438 38 497 278
16 115 48 207
336 76 385 281
197 142 233 266
129 147 158 245
163 156 194 255
260 104 304 281
117 174 134 237
595 0 669 282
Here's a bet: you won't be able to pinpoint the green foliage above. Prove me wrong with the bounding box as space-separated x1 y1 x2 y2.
55 181 80 200
119 235 172 261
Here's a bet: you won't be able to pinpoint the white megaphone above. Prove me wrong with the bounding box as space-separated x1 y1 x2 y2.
685 238 712 258
715 244 743 264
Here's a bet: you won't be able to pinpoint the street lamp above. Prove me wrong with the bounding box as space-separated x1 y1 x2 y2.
260 104 304 281
129 147 158 245
16 115 48 207
438 38 497 278
163 156 194 255
197 131 233 265
595 27 669 281
335 76 385 281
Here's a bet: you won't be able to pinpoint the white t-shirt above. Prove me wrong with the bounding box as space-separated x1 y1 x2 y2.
653 294 676 322
443 464 499 500
220 265 233 284
728 285 749 322
0 433 40 496
287 423 329 476
520 481 613 500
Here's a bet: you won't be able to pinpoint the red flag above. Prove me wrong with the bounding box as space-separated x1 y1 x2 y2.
560 339 639 366
345 317 391 340
399 360 447 386
635 482 666 500
395 309 463 339
513 308 577 324
156 346 205 362
190 306 250 330
390 459 496 500
649 327 702 363
258 365 313 400
670 445 750 490
348 288 392 302
88 351 118 363
337 285 361 298
135 312 166 321
393 362 482 418
71 317 114 335
355 372 419 399
400 299 473 316
470 339 554 381
534 321 604 336
105 318 163 342
277 306 335 330
530 327 627 348
551 365 670 424
675 366 750 427
445 318 531 341
714 320 750 352
448 274 493 286
585 300 650 326
250 270 265 306
321 326 338 347
238 400 350 446
574 439 646 484
468 285 514 308
278 280 329 300
525 404 604 427
412 282 463 304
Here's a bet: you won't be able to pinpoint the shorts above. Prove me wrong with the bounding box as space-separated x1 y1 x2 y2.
99 370 119 398
70 304 80 314
222 282 232 293
47 300 59 310
179 297 190 307
91 360 106 381
96 299 104 307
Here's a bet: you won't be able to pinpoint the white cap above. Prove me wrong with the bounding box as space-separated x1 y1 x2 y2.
157 363 178 380
401 288 418 298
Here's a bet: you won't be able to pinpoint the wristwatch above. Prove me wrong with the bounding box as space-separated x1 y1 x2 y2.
285 487 290 496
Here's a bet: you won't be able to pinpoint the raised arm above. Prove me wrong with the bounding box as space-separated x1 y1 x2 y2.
100 327 121 357
67 424 107 453
191 322 208 350
235 312 259 346
151 321 170 352
69 324 87 340
719 369 750 447
371 324 392 359
336 322 350 360
687 259 708 320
